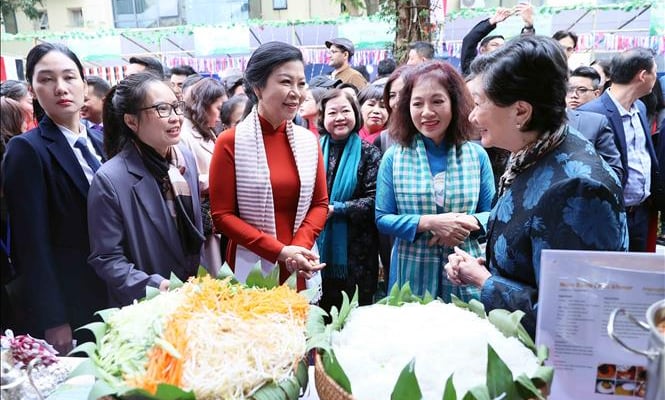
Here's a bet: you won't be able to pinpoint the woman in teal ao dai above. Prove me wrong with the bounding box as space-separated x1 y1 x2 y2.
446 36 628 339
375 61 495 302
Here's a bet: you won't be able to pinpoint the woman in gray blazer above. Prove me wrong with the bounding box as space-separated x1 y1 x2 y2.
87 72 204 306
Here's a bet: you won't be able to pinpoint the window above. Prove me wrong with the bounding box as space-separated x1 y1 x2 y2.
115 0 134 14
35 10 49 30
68 8 84 27
273 0 287 10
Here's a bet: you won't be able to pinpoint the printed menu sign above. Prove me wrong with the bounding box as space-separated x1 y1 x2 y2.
536 250 664 399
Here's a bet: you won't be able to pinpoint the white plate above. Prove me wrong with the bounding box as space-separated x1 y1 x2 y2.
596 381 614 394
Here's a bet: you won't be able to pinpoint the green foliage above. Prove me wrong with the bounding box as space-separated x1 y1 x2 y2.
442 374 456 400
487 309 536 352
245 262 280 289
322 350 353 394
391 359 422 400
377 282 435 306
0 0 43 21
485 345 517 399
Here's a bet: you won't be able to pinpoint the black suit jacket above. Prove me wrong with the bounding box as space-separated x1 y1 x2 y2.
566 109 624 183
2 116 108 337
579 92 661 200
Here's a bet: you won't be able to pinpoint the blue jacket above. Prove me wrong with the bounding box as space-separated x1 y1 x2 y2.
2 116 108 336
566 109 623 183
578 92 660 195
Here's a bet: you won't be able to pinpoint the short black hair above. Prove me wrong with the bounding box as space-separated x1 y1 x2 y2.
409 41 435 60
470 35 568 136
610 47 655 85
570 66 601 89
337 82 359 95
85 76 111 98
552 30 578 48
128 56 165 79
317 89 362 135
170 65 196 77
377 58 397 78
479 35 504 49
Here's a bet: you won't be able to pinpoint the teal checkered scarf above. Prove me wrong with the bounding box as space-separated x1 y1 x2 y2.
393 134 482 302
316 133 362 279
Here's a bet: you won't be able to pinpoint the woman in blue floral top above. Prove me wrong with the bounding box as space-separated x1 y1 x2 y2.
446 36 628 338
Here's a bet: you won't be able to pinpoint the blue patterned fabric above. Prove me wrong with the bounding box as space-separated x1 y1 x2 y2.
376 135 495 302
317 133 362 278
481 127 628 338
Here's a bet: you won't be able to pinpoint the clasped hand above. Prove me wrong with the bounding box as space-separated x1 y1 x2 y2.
278 245 325 279
444 246 491 288
426 212 480 247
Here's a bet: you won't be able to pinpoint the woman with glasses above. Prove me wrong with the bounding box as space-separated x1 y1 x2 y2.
209 42 328 294
87 72 204 306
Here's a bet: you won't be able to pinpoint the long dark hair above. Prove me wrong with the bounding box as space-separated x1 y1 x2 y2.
242 41 304 119
184 77 226 141
25 42 85 123
103 72 165 157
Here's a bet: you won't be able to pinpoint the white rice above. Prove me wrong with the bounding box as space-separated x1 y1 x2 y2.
330 302 540 399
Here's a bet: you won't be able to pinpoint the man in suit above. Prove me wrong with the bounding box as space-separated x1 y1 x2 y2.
566 66 601 110
579 47 661 251
566 109 623 183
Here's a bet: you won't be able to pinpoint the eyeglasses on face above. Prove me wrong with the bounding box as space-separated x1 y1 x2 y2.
566 86 595 96
139 101 185 118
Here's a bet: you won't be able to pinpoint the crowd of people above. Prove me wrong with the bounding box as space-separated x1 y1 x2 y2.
1 7 664 354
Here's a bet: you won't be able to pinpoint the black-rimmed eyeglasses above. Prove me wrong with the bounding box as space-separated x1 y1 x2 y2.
139 101 185 118
566 86 595 96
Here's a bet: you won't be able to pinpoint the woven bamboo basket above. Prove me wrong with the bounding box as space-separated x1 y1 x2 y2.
314 352 355 400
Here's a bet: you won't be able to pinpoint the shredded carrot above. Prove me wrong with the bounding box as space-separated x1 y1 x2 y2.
125 276 309 395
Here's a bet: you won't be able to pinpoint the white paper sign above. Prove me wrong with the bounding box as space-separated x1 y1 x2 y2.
536 250 664 399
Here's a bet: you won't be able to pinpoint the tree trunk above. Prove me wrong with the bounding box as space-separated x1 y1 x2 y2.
394 0 431 62
364 0 380 15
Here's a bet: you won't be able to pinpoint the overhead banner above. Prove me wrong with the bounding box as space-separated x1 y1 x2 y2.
193 26 250 56
67 36 122 62
337 20 392 50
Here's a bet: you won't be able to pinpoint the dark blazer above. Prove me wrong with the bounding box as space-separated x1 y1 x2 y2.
579 92 660 195
2 116 108 337
566 109 624 183
460 19 495 76
87 142 203 306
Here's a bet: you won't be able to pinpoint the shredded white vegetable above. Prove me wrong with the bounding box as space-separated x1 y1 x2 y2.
181 310 306 399
331 302 540 400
